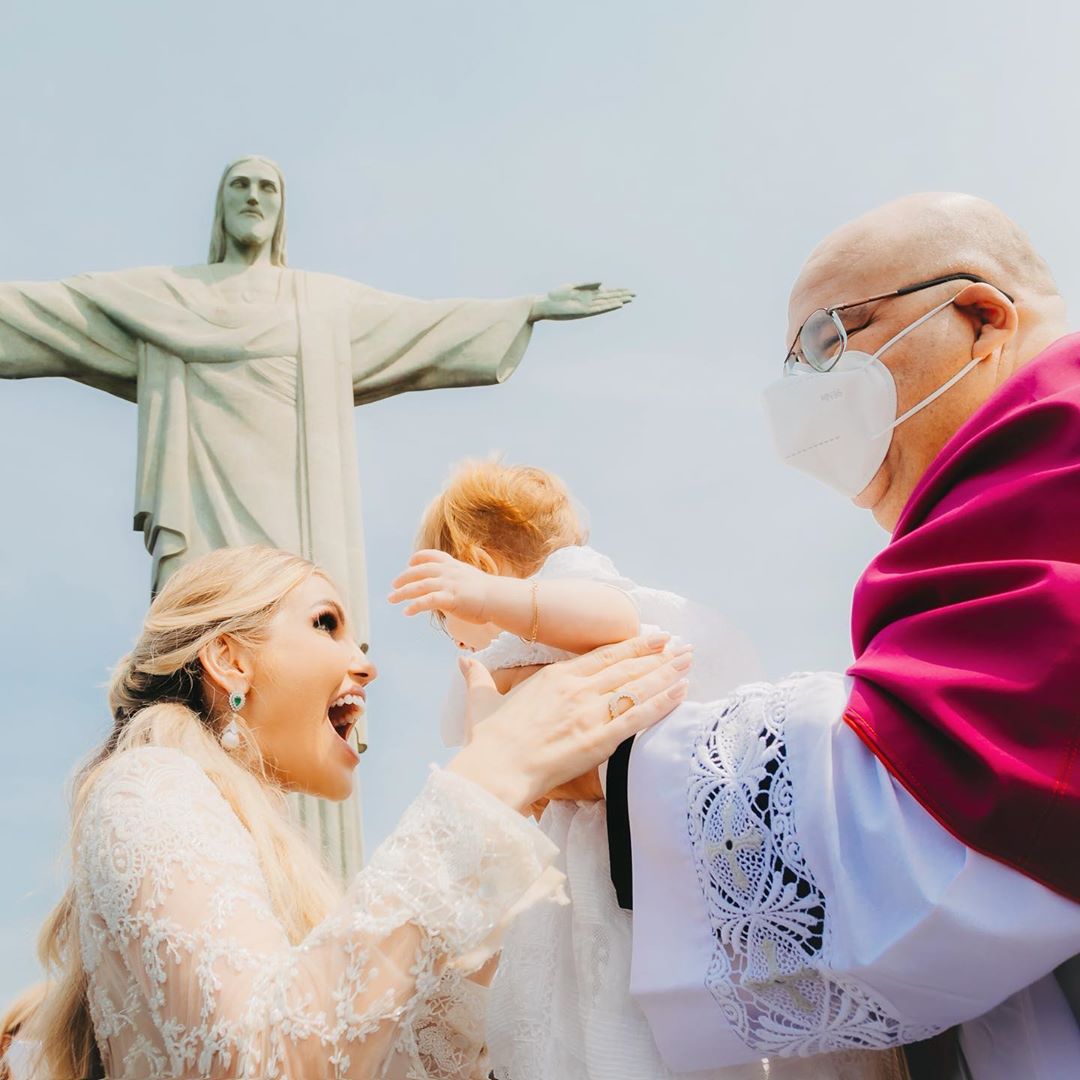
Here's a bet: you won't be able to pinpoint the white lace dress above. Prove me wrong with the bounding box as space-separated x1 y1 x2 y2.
50 745 564 1079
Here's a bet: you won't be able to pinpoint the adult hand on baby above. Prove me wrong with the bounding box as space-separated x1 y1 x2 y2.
448 633 692 812
460 662 605 814
388 550 492 623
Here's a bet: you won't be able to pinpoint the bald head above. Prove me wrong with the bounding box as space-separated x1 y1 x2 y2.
794 193 1060 322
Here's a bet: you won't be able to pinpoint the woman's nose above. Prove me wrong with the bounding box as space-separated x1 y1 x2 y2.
351 647 377 684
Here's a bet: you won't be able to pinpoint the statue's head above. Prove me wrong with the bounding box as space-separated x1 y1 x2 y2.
208 155 288 266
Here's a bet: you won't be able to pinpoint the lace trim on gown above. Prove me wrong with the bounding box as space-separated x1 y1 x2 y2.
72 745 562 1079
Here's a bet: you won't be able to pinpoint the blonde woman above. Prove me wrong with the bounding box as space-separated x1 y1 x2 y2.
13 545 688 1079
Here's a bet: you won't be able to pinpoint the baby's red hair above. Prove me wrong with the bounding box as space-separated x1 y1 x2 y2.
417 459 586 577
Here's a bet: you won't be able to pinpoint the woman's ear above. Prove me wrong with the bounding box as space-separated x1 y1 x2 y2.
197 635 255 699
954 282 1019 360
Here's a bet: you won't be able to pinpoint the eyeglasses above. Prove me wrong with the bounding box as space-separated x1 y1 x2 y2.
784 273 1014 374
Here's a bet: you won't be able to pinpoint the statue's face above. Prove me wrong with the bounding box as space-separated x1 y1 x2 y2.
221 160 282 250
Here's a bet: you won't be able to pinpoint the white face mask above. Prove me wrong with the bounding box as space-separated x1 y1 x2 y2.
761 295 983 498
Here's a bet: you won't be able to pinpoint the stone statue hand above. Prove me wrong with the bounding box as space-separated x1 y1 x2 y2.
388 549 494 624
530 282 635 321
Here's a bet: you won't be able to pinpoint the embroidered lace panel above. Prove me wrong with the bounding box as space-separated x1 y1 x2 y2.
687 678 938 1058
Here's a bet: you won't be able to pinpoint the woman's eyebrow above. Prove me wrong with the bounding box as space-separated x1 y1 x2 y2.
312 599 347 623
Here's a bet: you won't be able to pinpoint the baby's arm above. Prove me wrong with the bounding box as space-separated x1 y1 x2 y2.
483 575 640 653
390 549 640 654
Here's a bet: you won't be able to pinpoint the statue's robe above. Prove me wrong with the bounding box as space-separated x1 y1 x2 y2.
0 265 534 877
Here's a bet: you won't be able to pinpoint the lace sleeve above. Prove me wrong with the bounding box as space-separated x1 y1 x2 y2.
389 973 491 1080
75 746 561 1079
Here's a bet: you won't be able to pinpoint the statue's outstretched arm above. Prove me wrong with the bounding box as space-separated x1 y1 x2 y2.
348 279 633 407
0 278 138 401
528 281 635 322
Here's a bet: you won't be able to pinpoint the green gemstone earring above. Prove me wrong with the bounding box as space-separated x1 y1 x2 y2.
222 689 246 750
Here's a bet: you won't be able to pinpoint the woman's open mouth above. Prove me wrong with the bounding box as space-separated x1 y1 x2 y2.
327 692 365 744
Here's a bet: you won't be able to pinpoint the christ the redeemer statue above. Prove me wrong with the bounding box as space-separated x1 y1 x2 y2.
0 154 634 878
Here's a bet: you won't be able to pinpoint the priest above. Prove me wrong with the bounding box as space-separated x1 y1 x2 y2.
606 193 1080 1079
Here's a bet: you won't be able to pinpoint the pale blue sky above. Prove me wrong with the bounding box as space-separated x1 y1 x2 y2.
3 1 1080 1000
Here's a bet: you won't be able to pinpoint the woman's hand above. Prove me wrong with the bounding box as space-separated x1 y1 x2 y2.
388 550 493 623
447 633 691 812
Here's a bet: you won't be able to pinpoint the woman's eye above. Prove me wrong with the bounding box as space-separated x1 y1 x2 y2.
314 611 339 633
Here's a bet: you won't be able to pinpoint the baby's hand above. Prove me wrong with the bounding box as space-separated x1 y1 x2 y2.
388 550 493 622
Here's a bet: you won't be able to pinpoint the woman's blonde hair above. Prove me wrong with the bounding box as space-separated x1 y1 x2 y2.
416 458 587 578
0 983 47 1080
25 546 343 1079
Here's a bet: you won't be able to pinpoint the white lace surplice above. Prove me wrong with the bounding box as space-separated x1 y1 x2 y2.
67 745 563 1080
628 672 1080 1079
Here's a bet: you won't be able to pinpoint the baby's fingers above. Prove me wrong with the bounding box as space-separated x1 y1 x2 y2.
391 561 443 590
388 576 443 604
402 591 453 617
410 549 452 567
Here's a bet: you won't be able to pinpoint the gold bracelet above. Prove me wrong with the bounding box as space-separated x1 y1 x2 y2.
526 581 540 644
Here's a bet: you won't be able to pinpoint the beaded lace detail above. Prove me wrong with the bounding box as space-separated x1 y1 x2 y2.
687 678 938 1059
72 746 560 1079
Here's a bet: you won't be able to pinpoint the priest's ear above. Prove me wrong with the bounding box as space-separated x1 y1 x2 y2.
953 282 1018 361
198 635 256 704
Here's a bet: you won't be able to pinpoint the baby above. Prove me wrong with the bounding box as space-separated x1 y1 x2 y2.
390 459 764 1080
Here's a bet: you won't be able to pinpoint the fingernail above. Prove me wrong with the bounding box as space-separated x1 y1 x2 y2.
670 642 694 657
672 655 693 672
646 632 670 649
667 679 689 700
458 656 471 676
